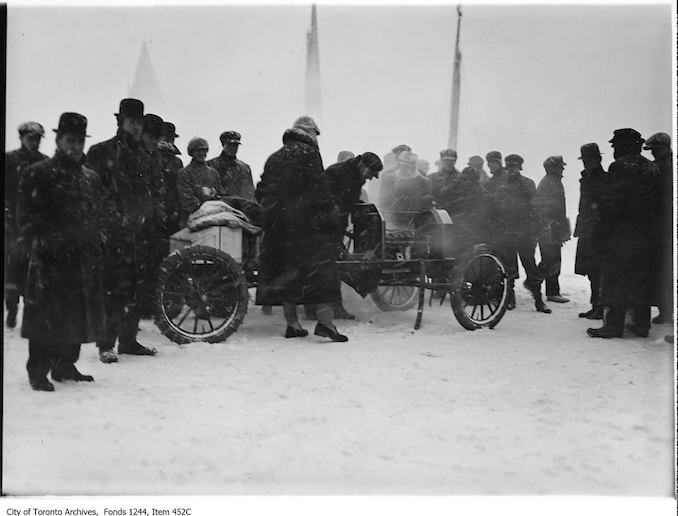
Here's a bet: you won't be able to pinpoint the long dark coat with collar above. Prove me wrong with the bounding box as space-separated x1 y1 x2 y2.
255 128 342 306
573 164 607 276
5 146 49 294
87 130 166 309
17 152 106 342
598 153 659 306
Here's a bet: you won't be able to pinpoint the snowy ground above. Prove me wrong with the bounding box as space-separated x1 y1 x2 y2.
2 249 675 496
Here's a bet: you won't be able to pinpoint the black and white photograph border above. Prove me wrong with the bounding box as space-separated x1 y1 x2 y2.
2 0 676 514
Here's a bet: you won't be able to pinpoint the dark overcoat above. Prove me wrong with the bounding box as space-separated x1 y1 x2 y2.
573 164 606 276
159 149 183 236
324 156 365 227
487 173 538 243
428 168 460 213
5 147 49 293
255 128 342 306
651 152 673 302
176 161 224 223
445 178 495 251
87 130 166 309
207 153 256 201
533 172 569 244
17 152 106 342
390 173 433 227
598 153 659 306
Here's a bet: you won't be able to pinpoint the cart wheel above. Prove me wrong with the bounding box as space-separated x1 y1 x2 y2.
370 285 419 311
451 249 508 330
154 245 249 344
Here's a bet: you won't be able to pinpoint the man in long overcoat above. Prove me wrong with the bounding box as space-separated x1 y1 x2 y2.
573 143 607 319
489 154 550 313
587 128 659 338
5 121 49 328
18 112 105 391
428 148 461 214
643 132 673 324
158 121 183 237
534 155 571 304
87 98 160 362
255 116 348 342
176 137 224 224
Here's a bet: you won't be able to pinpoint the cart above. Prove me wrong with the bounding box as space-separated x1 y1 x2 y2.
154 203 509 343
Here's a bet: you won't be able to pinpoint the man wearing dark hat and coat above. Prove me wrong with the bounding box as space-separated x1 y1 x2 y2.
483 150 505 194
574 143 607 319
489 154 550 313
87 98 159 362
5 121 49 329
587 128 659 338
177 137 224 225
208 131 255 201
255 115 348 342
428 148 461 214
313 151 383 320
533 155 571 304
467 155 490 185
17 112 105 391
158 121 183 236
374 144 411 217
643 132 674 325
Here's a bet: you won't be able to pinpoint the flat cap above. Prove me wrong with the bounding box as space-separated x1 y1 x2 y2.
18 121 45 136
391 144 412 155
609 128 644 145
643 132 671 150
504 154 524 166
485 150 502 162
440 148 458 160
468 155 484 167
219 131 242 145
293 115 320 136
397 150 418 165
578 143 602 160
543 155 566 169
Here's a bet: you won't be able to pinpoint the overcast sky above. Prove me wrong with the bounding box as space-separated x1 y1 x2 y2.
5 1 673 214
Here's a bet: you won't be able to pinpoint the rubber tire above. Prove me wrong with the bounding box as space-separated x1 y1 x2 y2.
370 285 419 312
451 250 508 330
154 245 249 344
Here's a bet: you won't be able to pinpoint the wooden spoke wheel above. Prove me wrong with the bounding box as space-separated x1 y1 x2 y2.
154 245 249 344
451 250 508 330
370 284 419 312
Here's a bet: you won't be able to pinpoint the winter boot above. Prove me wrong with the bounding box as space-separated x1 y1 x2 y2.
506 280 516 310
532 291 552 314
29 375 55 392
51 361 94 382
314 323 349 342
5 297 18 328
586 326 623 338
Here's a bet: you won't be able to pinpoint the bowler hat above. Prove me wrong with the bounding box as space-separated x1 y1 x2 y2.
643 132 671 150
485 150 502 162
504 154 524 166
543 155 566 169
115 98 144 119
18 121 45 137
293 115 320 136
468 155 484 167
609 128 644 145
163 122 179 139
578 143 602 160
53 112 90 137
219 131 242 145
440 148 458 160
142 114 165 138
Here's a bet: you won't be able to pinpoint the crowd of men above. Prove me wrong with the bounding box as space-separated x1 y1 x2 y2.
4 97 674 392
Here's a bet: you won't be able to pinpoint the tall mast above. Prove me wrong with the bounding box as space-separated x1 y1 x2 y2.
447 5 462 150
304 4 322 121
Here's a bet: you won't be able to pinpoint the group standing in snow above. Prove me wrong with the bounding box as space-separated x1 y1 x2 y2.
3 98 674 392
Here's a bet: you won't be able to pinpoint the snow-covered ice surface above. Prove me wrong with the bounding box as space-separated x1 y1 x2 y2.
2 250 675 496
